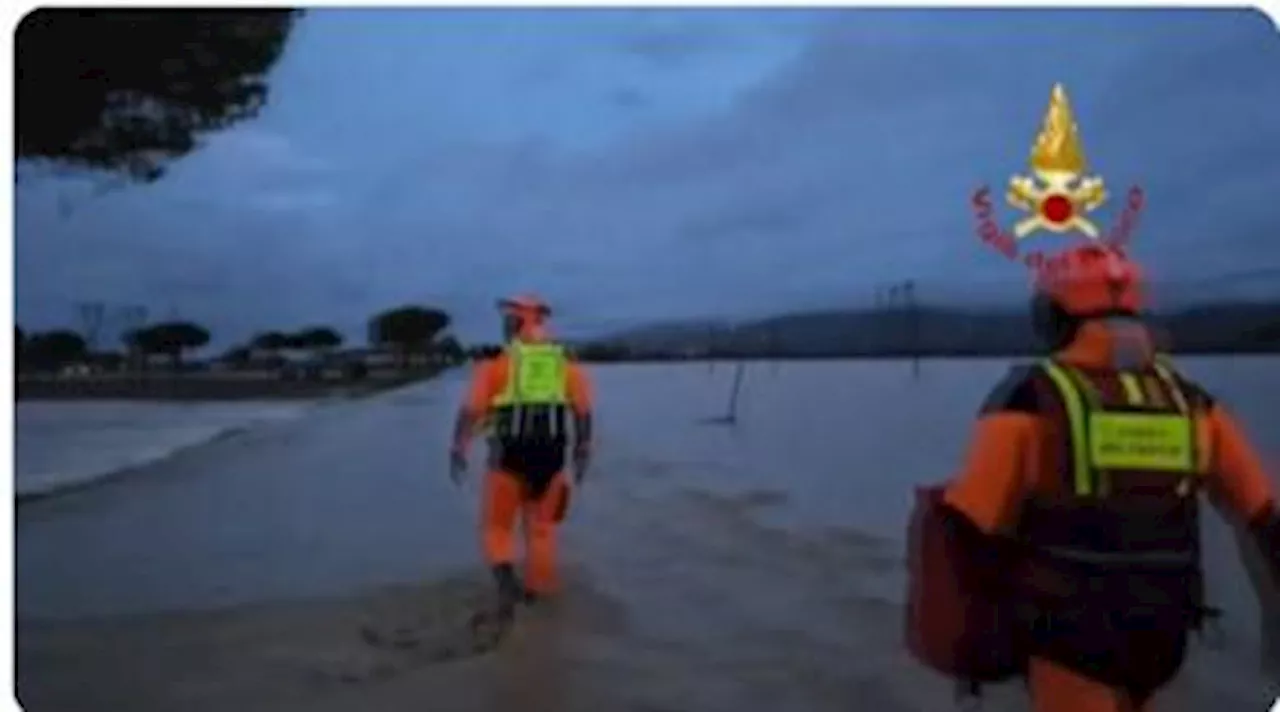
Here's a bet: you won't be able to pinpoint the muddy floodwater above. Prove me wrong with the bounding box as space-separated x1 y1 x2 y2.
16 357 1280 712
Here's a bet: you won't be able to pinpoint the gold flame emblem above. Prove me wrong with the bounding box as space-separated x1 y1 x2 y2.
1006 83 1108 240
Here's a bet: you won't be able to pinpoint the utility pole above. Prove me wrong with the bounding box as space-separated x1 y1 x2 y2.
76 301 106 352
877 280 921 379
769 323 779 376
707 324 715 374
116 304 148 371
111 304 148 340
904 279 920 379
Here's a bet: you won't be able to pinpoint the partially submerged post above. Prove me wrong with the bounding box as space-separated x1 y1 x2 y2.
703 361 746 426
726 361 746 423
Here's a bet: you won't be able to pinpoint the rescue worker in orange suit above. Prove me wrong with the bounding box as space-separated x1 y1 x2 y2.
449 295 593 616
940 244 1280 712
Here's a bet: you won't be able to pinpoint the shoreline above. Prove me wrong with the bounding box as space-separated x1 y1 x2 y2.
575 349 1280 364
15 368 451 402
15 423 255 506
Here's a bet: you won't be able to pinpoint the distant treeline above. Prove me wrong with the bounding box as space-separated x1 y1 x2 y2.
21 301 1279 372
16 304 462 373
572 302 1280 362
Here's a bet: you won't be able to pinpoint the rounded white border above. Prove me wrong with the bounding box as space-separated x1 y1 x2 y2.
3 4 1277 712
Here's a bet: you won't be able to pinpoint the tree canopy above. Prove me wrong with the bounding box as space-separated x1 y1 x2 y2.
369 306 452 352
436 334 464 360
16 9 302 182
250 327 343 351
125 321 211 363
251 331 289 351
294 326 343 350
23 330 88 367
221 345 252 365
468 344 504 360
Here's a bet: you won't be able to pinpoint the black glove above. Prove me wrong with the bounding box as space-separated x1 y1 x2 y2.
572 443 591 485
449 444 468 486
1246 507 1280 678
1250 506 1280 580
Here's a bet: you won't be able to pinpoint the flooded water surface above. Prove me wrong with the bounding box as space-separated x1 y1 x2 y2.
15 357 1280 712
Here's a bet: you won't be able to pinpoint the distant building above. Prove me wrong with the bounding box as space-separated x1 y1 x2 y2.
59 362 94 378
247 347 312 364
340 347 396 368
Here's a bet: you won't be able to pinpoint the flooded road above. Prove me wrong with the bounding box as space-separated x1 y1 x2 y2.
15 357 1280 711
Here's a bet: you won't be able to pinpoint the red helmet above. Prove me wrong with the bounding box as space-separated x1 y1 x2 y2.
1034 244 1144 317
497 294 552 324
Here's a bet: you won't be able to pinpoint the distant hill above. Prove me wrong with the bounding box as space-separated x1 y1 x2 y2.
593 318 734 352
575 301 1280 360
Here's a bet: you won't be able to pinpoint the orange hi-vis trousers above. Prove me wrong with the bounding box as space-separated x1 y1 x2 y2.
481 469 570 595
1029 658 1155 712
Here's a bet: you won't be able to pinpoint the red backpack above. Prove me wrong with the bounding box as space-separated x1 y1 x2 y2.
905 485 1024 694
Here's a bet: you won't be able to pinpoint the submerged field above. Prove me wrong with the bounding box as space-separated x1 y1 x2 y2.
16 357 1280 712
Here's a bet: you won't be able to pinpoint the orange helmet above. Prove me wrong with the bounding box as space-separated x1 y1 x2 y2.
497 294 552 324
1033 244 1144 317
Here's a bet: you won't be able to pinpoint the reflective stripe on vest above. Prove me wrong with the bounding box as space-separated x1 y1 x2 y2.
1041 360 1200 498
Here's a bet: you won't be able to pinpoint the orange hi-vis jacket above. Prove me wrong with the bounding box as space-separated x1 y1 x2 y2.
942 320 1278 710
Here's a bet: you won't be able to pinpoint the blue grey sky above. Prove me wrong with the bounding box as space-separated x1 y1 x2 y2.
14 8 1280 347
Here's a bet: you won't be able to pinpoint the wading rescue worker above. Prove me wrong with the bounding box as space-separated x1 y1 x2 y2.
941 244 1280 712
449 295 594 615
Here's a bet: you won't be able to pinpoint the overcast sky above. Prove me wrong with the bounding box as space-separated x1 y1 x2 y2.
14 8 1280 347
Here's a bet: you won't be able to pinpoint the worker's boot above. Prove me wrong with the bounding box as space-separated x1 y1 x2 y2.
492 563 524 620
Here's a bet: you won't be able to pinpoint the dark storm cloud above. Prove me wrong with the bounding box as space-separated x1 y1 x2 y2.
15 9 1280 346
